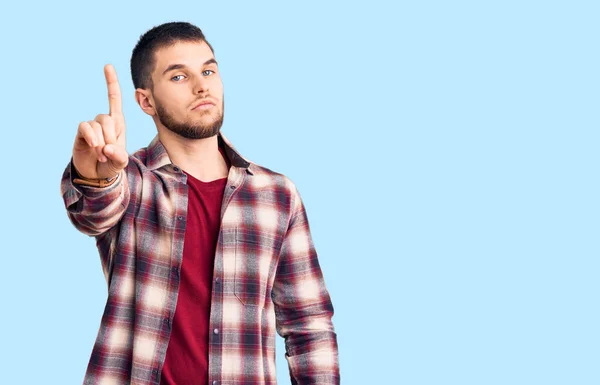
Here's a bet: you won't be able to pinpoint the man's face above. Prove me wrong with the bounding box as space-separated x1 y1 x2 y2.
149 41 224 139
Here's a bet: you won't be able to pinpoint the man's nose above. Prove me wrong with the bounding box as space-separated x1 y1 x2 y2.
193 76 209 95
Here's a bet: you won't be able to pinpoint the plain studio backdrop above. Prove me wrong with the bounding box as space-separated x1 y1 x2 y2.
0 1 598 384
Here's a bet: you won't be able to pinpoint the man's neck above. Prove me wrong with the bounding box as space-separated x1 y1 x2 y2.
158 128 229 182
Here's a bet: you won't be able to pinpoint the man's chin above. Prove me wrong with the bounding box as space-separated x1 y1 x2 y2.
157 111 224 140
168 123 222 140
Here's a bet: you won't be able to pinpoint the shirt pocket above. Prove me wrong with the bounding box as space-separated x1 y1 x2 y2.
235 228 281 307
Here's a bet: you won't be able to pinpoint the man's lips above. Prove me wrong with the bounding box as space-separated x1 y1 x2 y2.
192 99 216 110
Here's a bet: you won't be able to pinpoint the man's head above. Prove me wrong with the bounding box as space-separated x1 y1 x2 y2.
131 22 224 139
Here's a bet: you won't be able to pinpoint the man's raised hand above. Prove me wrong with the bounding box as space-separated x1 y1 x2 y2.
72 64 129 180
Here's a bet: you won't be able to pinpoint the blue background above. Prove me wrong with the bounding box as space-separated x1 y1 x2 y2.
0 1 598 384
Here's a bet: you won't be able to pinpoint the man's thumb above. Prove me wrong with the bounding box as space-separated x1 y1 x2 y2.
104 144 129 170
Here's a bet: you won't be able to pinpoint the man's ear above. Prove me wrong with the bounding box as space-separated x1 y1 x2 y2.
135 88 156 116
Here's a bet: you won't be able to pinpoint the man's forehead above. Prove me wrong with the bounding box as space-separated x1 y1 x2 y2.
154 41 215 68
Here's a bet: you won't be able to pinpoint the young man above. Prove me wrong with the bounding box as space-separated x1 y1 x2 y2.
60 22 339 385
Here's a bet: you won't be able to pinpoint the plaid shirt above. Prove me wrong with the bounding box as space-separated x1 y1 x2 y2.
60 133 339 385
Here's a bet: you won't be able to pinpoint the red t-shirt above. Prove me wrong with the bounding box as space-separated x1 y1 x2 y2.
160 150 229 385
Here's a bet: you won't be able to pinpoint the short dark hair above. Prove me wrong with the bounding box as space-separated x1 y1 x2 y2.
130 21 214 89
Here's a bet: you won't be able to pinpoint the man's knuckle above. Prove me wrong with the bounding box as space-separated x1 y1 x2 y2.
95 114 111 124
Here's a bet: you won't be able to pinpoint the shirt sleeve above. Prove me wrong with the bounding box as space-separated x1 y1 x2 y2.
272 183 340 385
60 159 130 237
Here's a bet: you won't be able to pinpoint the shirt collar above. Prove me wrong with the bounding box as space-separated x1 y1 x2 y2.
145 132 253 174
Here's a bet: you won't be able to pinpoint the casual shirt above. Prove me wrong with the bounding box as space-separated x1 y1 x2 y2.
161 153 229 385
60 133 339 385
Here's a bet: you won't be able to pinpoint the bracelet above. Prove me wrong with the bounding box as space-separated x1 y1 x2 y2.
73 174 119 188
73 165 120 188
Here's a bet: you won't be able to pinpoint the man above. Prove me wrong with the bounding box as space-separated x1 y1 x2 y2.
60 22 339 385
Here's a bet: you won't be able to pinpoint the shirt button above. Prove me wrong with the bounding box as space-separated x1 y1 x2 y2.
212 381 218 385
177 215 184 221
152 369 159 376
213 328 219 334
229 185 236 190
164 317 170 327
215 277 220 284
173 167 180 172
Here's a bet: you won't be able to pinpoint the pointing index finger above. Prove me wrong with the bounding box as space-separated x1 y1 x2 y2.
104 64 123 116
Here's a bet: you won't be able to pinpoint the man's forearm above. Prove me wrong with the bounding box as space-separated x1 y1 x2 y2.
278 302 340 385
60 159 130 236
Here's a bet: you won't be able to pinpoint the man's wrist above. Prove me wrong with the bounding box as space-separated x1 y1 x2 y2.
72 164 120 188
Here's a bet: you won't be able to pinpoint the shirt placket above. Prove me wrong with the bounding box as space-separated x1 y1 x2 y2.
208 166 246 385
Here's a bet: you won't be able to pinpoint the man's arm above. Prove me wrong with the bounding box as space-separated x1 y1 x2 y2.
60 63 130 237
272 183 340 385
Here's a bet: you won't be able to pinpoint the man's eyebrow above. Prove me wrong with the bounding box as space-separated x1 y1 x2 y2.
163 64 186 75
162 59 218 76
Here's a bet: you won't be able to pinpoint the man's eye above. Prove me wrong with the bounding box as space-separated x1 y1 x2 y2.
202 70 215 76
171 75 185 81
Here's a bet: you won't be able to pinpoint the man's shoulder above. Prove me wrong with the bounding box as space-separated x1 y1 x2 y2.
246 161 299 194
120 146 152 175
127 143 166 171
130 146 150 164
126 135 172 171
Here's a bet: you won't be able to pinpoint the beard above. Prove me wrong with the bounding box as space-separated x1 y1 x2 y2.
155 97 224 140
